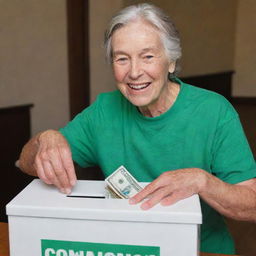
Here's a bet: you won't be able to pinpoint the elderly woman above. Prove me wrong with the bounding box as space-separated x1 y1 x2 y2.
19 3 256 255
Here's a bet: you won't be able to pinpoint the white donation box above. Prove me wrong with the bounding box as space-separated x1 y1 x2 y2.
6 179 202 256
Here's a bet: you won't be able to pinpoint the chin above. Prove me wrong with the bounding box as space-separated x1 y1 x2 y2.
127 97 151 107
120 89 154 107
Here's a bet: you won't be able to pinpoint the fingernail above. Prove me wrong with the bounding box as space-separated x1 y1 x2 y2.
60 188 65 194
65 188 71 194
70 180 76 186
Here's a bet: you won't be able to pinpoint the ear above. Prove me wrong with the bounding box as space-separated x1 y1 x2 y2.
168 62 176 73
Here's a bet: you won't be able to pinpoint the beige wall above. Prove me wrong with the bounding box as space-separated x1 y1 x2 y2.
233 0 256 96
0 0 69 135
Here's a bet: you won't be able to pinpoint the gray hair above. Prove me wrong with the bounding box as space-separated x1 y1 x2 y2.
104 3 182 73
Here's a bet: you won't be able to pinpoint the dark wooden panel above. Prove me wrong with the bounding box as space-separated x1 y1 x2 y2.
181 71 234 101
232 102 256 157
231 97 256 105
67 0 90 119
0 104 34 222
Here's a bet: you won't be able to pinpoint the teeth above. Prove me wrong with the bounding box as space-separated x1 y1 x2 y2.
128 83 150 90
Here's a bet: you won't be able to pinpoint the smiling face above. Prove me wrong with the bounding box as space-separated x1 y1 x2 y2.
111 19 175 114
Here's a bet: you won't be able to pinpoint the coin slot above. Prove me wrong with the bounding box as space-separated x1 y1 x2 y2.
67 195 105 199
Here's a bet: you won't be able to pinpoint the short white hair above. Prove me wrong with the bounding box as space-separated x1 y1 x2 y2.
104 3 182 73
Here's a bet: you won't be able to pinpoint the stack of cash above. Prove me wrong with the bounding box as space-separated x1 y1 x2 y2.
105 166 142 199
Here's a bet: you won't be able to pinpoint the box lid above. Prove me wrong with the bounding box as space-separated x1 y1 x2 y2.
6 179 202 224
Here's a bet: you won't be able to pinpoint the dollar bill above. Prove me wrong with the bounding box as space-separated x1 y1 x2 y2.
105 186 122 199
105 166 142 199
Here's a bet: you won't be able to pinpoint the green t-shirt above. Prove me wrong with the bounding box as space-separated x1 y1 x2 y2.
60 79 256 254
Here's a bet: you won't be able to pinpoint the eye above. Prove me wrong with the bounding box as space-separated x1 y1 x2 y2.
114 57 129 65
117 57 128 61
142 55 154 62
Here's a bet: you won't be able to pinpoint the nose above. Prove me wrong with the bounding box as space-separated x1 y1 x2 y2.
128 59 143 80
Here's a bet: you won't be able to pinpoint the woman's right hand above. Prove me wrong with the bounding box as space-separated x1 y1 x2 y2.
19 130 77 194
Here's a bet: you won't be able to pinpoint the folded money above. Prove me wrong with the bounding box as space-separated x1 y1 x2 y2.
105 166 142 199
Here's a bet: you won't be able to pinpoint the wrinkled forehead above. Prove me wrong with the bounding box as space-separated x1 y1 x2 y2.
111 18 165 52
112 17 162 39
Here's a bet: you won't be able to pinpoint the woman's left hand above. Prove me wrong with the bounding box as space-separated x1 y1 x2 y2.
129 168 207 210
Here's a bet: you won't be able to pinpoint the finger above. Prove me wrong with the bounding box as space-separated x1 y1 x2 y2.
36 145 57 185
130 176 166 204
59 147 77 187
42 160 63 193
34 155 52 185
160 192 186 206
140 187 172 210
129 185 154 205
48 150 72 192
161 191 194 206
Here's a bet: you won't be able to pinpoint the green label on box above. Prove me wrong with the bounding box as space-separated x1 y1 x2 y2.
41 239 160 256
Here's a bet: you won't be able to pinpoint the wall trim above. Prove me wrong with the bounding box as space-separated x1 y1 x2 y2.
181 71 234 100
0 104 33 113
231 97 256 105
182 71 234 80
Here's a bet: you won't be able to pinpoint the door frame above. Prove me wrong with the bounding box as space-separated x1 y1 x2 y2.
66 0 90 119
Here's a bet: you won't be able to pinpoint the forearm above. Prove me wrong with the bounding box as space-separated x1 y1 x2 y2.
199 171 256 221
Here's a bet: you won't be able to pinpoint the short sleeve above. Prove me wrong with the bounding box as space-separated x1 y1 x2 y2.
211 115 256 184
59 105 98 168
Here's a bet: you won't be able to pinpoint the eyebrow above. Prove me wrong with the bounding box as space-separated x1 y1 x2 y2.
141 47 157 54
112 50 128 57
113 47 157 57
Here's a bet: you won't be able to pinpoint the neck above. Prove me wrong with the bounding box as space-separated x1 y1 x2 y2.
138 81 180 117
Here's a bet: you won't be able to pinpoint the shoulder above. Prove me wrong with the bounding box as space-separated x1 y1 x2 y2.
180 80 239 125
183 81 228 103
77 90 127 121
95 90 124 106
91 90 127 114
63 90 126 135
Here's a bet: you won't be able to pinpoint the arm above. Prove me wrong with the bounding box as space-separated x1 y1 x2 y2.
19 129 77 194
200 172 256 221
130 168 256 222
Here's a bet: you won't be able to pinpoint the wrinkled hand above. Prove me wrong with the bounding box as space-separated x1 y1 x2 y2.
33 130 76 194
130 168 206 210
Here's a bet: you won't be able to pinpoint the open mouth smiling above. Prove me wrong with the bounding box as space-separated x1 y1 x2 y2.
127 82 151 90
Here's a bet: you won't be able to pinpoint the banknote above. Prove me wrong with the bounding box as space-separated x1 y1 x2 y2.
105 186 122 199
105 166 142 199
